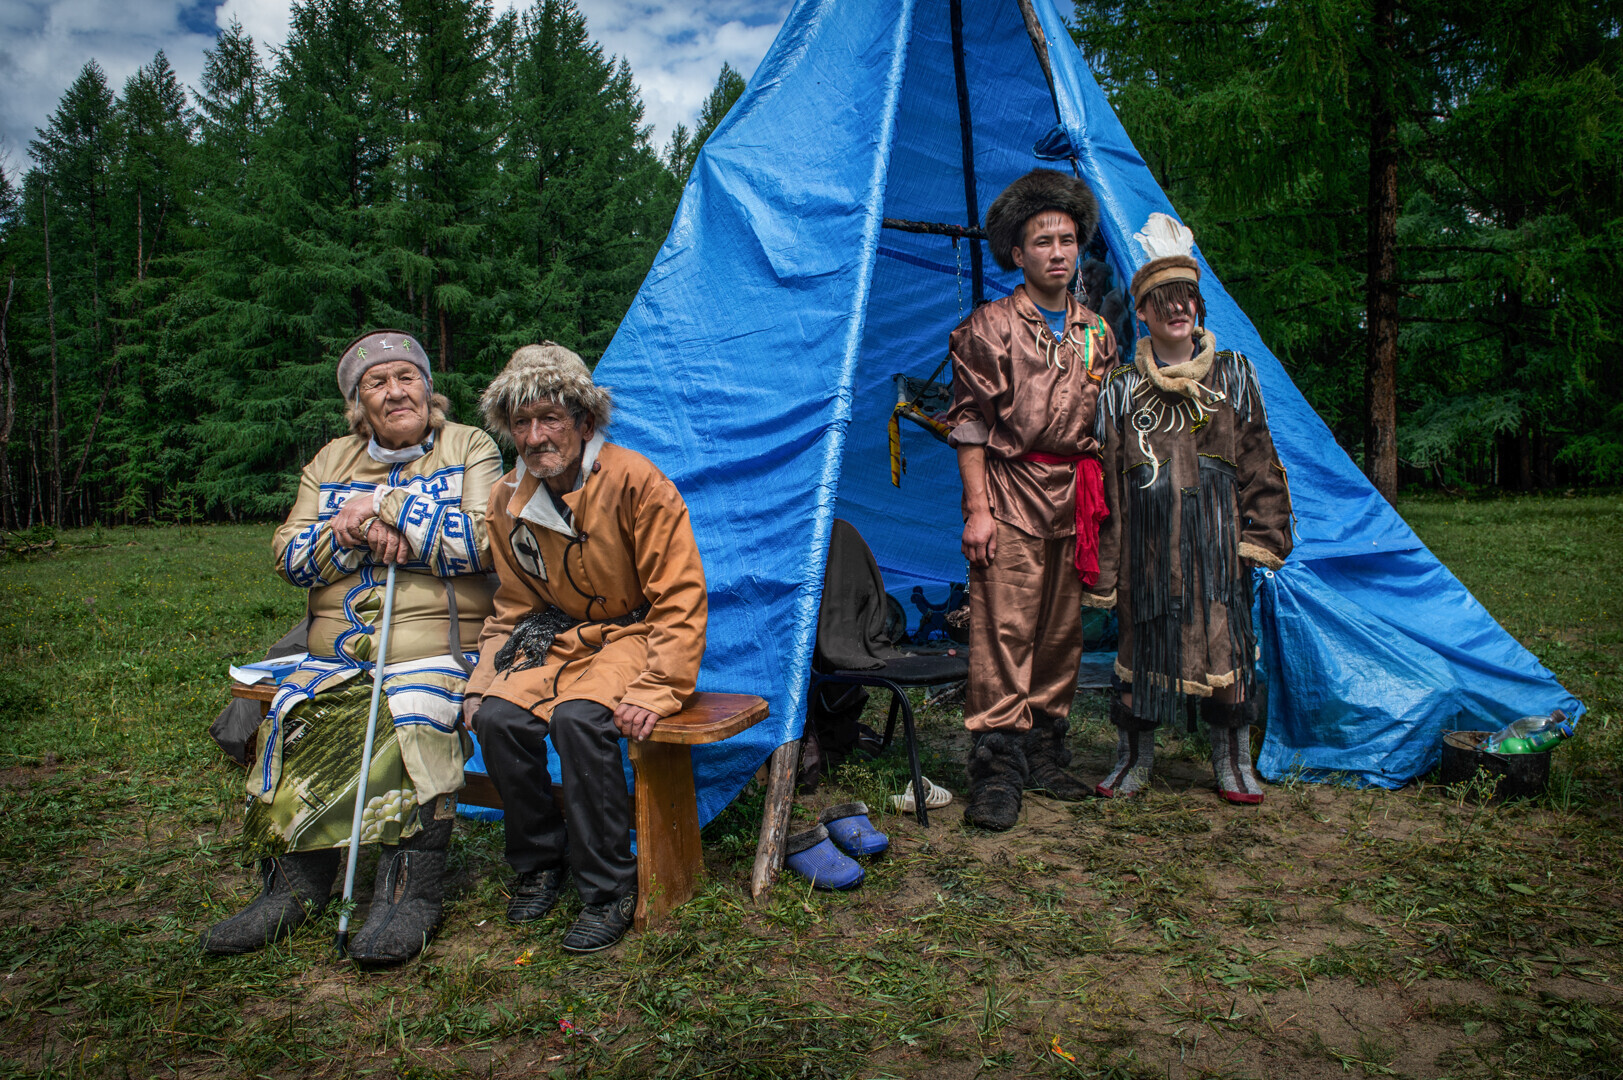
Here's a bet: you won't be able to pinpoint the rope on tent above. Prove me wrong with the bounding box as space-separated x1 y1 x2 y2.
889 368 953 486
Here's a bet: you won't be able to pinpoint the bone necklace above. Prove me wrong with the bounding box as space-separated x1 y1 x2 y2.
1130 379 1228 489
1033 321 1096 373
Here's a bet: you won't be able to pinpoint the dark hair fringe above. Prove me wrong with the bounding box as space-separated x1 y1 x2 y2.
1139 279 1206 324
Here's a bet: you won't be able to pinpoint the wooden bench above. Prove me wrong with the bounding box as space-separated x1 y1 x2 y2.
229 683 796 930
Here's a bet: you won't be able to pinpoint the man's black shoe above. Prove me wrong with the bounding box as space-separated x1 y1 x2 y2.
507 866 570 923
561 891 636 953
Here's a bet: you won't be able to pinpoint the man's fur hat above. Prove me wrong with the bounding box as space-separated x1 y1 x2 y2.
481 342 612 443
984 169 1100 272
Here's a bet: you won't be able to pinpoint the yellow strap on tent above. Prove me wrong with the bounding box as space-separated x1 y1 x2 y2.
889 402 953 487
889 408 903 486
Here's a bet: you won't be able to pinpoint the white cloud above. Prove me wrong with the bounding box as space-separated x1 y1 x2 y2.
0 0 788 168
215 0 291 56
524 0 788 151
0 0 222 162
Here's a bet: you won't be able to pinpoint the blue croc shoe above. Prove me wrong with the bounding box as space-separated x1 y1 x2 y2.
783 824 865 891
820 801 889 857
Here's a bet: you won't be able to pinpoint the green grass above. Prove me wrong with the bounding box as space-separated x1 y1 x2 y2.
0 500 1619 1079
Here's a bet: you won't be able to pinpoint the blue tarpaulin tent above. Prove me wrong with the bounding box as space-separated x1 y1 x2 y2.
585 0 1582 823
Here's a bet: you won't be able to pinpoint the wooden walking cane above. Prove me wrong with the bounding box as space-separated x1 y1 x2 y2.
335 563 398 957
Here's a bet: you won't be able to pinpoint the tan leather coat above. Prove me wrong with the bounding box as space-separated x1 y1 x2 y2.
467 437 707 720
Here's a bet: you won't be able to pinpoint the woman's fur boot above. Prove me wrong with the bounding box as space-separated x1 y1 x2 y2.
349 812 453 966
200 849 341 955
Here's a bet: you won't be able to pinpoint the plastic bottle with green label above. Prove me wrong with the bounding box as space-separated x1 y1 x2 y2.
1485 711 1573 755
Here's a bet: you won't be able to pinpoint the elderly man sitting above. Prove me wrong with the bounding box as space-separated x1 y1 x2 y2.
462 343 707 954
201 330 502 966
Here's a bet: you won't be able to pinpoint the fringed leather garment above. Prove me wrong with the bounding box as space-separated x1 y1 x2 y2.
1086 329 1294 729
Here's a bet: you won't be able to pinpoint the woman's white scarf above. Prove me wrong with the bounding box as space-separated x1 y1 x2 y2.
368 430 435 464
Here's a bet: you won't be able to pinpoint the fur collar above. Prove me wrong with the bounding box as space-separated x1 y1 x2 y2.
1135 328 1218 401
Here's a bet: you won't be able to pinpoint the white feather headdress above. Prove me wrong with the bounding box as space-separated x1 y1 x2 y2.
1134 213 1195 261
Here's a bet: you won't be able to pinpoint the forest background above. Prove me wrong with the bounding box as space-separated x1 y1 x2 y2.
0 0 1618 530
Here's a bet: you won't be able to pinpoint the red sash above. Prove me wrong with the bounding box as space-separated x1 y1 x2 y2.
1016 452 1108 587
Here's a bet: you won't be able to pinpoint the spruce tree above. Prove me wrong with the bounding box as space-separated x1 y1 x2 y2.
29 62 120 523
667 62 746 185
377 0 502 379
1072 0 1623 492
187 0 399 516
491 0 675 363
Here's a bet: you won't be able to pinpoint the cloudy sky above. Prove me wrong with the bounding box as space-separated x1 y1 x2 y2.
0 0 791 172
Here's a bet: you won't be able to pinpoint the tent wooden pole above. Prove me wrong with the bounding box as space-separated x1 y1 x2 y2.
882 217 987 240
750 739 801 902
948 0 985 306
1014 0 1062 122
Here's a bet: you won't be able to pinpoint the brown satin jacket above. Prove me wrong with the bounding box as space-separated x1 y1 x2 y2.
942 285 1118 537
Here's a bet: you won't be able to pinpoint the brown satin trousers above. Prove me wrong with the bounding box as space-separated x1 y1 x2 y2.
963 519 1083 733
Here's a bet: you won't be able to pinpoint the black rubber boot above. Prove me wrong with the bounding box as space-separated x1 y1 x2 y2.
507 866 570 923
963 731 1028 831
348 814 453 967
1096 699 1157 798
1023 713 1093 801
561 890 637 954
200 849 341 955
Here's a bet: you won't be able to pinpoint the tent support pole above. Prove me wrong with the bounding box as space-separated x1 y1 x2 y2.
1014 0 1062 122
949 0 984 306
882 217 986 240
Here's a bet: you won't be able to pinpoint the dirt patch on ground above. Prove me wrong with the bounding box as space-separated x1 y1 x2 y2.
3 694 1623 1078
0 752 61 790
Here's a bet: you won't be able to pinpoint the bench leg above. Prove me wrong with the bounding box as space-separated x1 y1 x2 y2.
750 739 800 902
629 740 702 931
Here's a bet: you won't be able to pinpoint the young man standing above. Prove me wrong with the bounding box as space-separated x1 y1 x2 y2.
944 169 1118 830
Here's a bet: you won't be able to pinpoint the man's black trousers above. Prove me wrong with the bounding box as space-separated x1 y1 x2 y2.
474 696 636 905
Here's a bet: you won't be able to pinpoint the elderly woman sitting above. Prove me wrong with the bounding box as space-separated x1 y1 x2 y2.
201 330 502 966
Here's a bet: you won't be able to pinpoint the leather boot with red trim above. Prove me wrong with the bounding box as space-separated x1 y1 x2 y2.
1203 698 1265 804
1096 698 1156 798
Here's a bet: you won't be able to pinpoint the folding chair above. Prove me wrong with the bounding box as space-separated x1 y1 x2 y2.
809 520 968 827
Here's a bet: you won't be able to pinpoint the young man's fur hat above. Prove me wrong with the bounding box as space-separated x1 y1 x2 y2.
481 342 612 443
984 169 1100 272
